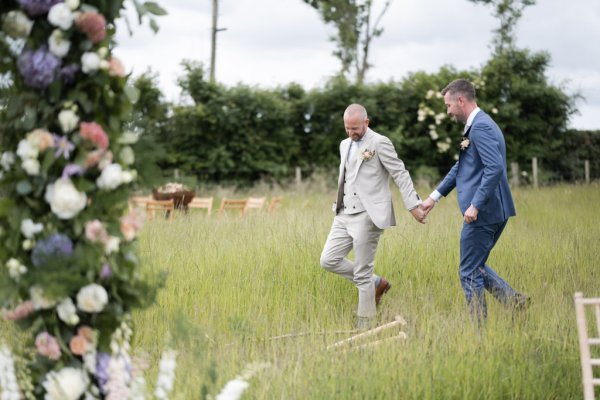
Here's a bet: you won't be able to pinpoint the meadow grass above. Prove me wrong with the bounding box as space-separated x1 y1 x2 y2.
2 184 600 399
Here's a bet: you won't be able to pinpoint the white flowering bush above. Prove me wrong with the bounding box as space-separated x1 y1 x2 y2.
0 1 174 399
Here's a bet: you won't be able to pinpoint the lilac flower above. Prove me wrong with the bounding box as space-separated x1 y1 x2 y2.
60 63 79 85
62 163 84 179
96 352 111 393
100 263 112 279
17 0 62 16
31 233 73 267
53 134 75 159
17 46 61 89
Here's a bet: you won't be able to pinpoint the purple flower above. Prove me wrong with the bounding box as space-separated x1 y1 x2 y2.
53 134 75 159
17 0 62 16
96 352 110 393
31 233 73 267
17 46 61 89
60 63 79 86
62 163 84 179
100 263 112 279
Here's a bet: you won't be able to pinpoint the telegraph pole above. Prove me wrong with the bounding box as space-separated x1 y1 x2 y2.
210 0 226 83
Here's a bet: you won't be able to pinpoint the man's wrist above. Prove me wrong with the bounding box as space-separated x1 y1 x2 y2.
429 190 442 202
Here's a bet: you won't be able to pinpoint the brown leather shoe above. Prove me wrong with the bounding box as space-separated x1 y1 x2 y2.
375 278 391 306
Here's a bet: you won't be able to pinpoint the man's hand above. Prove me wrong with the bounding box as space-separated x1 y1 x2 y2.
421 197 436 216
410 206 426 224
464 205 479 224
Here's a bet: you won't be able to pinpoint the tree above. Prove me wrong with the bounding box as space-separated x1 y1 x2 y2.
302 0 391 84
468 0 535 53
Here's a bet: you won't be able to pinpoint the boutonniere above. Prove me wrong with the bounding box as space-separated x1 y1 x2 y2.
459 137 470 151
359 148 375 161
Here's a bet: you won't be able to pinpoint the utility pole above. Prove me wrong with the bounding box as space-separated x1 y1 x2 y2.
210 0 226 83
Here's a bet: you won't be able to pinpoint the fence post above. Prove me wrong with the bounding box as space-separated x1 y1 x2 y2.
295 167 302 185
510 162 520 187
532 157 538 188
584 160 590 184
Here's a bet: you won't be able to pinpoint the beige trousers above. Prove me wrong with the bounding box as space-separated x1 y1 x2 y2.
320 211 384 318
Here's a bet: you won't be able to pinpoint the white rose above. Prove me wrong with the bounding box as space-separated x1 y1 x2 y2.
97 47 108 58
2 10 34 38
57 298 80 326
1 152 16 170
30 285 57 310
118 131 140 145
104 236 120 255
121 170 135 184
96 163 123 190
81 52 101 74
42 367 88 400
99 60 110 70
22 158 40 175
118 146 135 165
22 239 35 250
76 283 109 313
45 178 87 220
65 0 80 10
21 218 43 238
48 29 71 58
48 3 74 30
57 108 79 133
16 139 38 160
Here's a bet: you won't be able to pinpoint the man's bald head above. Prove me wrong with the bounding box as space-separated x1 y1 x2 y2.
344 104 368 121
343 104 369 141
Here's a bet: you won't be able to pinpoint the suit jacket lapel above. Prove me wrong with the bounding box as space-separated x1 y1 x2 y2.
351 129 373 182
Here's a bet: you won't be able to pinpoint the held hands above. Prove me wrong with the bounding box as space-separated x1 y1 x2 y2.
421 197 436 216
410 206 426 224
463 205 479 224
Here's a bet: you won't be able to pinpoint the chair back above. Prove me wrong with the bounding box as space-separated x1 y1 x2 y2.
188 197 214 216
244 197 266 213
218 199 248 217
128 195 153 212
268 196 282 213
575 292 600 399
145 200 174 221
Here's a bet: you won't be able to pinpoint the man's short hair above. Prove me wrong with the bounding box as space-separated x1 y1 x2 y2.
441 79 476 101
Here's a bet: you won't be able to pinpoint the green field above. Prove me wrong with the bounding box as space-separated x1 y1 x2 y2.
3 184 600 399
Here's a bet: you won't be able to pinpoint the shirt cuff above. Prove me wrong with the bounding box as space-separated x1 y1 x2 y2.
429 190 442 202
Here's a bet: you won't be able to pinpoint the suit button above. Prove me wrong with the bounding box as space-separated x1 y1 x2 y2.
353 206 356 209
344 206 346 209
354 193 356 195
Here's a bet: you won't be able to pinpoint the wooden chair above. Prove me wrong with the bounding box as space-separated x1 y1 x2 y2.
128 195 153 212
244 197 266 214
218 199 248 217
574 292 600 399
188 197 214 216
145 200 174 221
268 196 282 213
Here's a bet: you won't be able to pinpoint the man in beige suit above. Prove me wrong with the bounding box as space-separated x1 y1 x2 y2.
320 104 425 328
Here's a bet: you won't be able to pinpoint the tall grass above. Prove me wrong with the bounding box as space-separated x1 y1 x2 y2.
2 184 599 399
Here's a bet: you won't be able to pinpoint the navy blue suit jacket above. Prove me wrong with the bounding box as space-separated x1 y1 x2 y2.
436 111 516 226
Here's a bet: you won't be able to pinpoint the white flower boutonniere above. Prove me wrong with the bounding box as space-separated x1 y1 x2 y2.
359 148 375 161
459 137 470 151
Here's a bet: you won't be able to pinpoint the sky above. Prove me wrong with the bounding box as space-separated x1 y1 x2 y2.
114 0 600 130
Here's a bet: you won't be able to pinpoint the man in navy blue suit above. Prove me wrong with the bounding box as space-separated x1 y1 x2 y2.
421 79 529 320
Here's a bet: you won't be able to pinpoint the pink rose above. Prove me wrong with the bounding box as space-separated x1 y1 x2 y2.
69 335 88 355
35 332 61 360
120 210 144 241
75 12 106 44
85 219 108 243
108 57 125 77
80 121 109 150
77 326 95 343
2 300 34 321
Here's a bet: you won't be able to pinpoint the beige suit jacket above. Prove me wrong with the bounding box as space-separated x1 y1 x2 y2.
335 128 421 229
